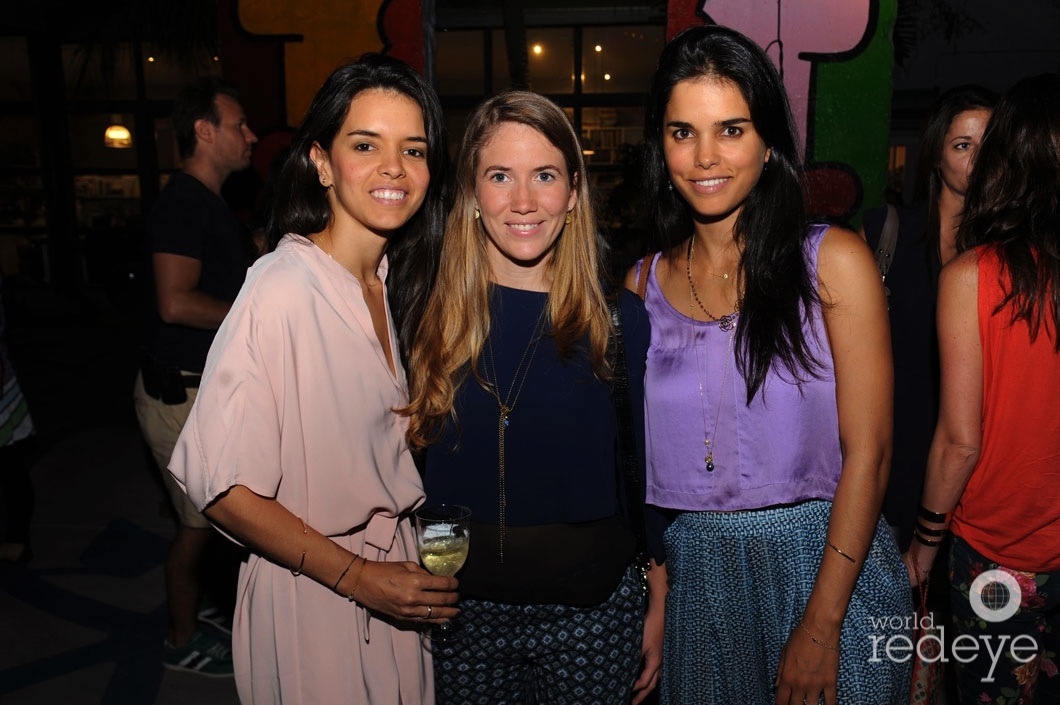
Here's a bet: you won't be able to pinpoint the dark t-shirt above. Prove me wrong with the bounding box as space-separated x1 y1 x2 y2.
146 172 253 371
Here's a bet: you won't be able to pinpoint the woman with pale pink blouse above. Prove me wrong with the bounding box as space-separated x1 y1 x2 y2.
168 55 457 704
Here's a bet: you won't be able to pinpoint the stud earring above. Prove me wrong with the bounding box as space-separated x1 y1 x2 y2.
474 208 481 220
667 181 673 192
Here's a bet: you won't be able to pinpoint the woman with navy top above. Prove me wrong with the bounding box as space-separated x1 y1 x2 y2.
629 25 911 704
404 91 665 705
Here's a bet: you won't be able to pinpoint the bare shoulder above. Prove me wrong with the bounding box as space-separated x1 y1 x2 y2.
816 225 878 303
940 247 979 288
818 224 873 264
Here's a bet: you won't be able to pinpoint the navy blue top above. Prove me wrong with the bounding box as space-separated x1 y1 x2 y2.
424 284 651 531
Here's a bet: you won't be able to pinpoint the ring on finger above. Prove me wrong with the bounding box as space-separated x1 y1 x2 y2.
425 605 433 619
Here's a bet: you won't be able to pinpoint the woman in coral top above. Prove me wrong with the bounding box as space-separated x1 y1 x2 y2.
906 73 1060 704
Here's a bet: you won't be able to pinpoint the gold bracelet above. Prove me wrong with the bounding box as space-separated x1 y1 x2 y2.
826 540 856 564
332 554 359 592
799 622 839 651
346 556 368 602
290 517 308 576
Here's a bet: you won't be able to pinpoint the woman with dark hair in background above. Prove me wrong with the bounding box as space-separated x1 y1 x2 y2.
905 72 1060 705
632 24 910 704
168 54 457 704
405 90 663 705
861 84 996 549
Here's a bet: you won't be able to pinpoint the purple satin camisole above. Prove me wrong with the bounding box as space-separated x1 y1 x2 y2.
642 224 842 512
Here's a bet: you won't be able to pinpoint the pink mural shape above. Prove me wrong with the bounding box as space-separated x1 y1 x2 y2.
702 0 870 159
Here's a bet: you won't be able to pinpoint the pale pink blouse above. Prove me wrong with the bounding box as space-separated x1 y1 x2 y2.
170 234 431 705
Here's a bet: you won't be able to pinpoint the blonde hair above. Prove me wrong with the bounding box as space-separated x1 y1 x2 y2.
404 91 612 450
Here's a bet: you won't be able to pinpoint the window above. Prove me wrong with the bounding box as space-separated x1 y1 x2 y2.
436 30 484 95
434 19 663 268
581 26 663 94
0 39 43 277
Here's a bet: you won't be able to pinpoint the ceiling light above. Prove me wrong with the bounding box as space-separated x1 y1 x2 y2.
104 115 132 149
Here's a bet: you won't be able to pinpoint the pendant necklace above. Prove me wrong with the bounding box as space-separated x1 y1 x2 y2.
686 237 739 332
687 237 737 472
483 304 548 561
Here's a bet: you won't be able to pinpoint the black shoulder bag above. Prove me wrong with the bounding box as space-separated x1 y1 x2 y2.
608 298 650 594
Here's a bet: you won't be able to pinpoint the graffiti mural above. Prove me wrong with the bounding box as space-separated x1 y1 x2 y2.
211 0 427 223
232 0 424 128
668 0 897 223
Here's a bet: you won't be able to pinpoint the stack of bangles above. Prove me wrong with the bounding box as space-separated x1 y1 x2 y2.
913 505 948 547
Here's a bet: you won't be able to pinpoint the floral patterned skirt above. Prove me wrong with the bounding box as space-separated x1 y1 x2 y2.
949 536 1060 704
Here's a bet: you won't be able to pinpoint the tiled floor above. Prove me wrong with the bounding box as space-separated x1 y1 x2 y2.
0 286 241 705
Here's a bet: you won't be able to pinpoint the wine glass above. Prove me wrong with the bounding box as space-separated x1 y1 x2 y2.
414 504 470 638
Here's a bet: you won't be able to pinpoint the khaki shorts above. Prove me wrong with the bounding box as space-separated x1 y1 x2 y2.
133 370 210 529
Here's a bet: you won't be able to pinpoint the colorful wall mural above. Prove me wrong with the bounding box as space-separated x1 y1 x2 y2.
215 0 896 226
668 0 898 223
217 0 425 197
234 0 424 129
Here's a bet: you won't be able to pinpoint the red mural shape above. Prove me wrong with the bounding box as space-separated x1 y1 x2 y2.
380 0 426 73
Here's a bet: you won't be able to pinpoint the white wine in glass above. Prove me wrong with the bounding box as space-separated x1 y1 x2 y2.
414 504 471 577
414 504 470 639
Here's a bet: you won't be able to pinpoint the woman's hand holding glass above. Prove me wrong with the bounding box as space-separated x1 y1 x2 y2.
414 504 470 635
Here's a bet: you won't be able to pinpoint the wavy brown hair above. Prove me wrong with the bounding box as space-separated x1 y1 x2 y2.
957 73 1060 349
403 91 611 451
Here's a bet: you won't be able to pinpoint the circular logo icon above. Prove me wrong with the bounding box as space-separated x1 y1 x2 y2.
969 569 1022 623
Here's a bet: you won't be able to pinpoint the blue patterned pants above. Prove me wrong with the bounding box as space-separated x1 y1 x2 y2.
432 565 645 705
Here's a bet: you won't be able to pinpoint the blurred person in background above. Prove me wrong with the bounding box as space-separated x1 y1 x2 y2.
861 84 996 551
905 72 1060 705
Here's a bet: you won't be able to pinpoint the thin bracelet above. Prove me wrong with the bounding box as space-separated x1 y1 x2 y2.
346 556 368 602
799 622 839 651
332 554 360 591
918 505 947 523
290 517 308 576
826 540 856 564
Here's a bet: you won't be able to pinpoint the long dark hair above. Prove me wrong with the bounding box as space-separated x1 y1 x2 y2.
914 84 996 253
644 23 819 400
958 72 1060 349
266 53 449 365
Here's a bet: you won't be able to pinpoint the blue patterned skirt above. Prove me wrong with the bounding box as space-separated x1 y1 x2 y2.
661 500 912 705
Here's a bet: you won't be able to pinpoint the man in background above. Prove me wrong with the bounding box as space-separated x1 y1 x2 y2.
133 77 257 677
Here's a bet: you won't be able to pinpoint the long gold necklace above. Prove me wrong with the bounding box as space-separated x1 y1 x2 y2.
483 307 547 561
686 237 739 332
687 238 737 472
